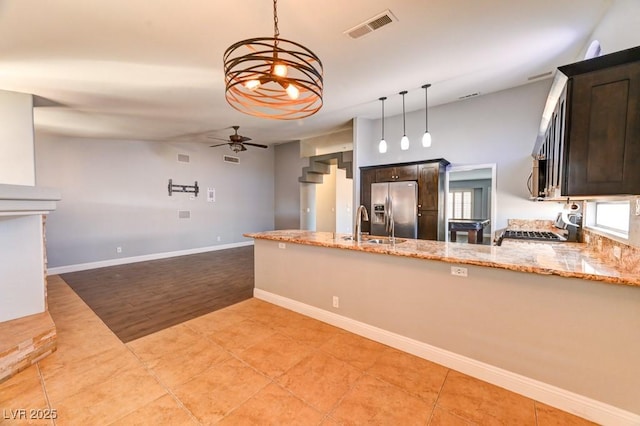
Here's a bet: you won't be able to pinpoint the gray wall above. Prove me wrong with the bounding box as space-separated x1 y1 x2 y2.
35 135 275 267
357 79 562 230
274 141 305 230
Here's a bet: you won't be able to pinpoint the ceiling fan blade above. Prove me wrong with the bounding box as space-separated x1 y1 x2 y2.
243 142 268 149
207 136 231 142
240 144 248 152
239 136 252 142
209 143 230 148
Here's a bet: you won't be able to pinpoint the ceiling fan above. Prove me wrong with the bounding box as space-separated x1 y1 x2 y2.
208 126 267 153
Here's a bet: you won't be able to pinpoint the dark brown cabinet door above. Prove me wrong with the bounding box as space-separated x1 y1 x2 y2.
417 210 438 240
418 163 439 210
559 47 640 196
375 165 418 182
394 165 418 181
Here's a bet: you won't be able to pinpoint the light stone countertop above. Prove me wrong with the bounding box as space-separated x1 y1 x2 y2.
245 230 640 288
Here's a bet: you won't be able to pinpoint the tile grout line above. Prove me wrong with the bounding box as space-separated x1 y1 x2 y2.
120 343 204 426
426 368 451 425
35 362 56 426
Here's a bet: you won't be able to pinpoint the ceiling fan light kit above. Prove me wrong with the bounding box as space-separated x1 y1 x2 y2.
223 0 323 120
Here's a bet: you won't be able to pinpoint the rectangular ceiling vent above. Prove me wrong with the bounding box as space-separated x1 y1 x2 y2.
177 153 190 163
458 92 481 100
344 10 397 39
223 155 240 164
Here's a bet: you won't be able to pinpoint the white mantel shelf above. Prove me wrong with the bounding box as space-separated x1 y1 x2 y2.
0 183 61 214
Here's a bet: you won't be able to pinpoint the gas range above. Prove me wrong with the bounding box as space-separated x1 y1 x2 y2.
498 230 567 245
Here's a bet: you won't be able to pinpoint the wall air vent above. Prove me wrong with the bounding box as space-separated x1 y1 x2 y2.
177 153 190 163
344 10 397 39
178 210 190 219
223 155 240 164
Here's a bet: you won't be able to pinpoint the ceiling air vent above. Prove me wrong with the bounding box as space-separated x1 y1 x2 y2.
177 153 190 163
344 10 397 39
223 155 240 164
458 92 481 100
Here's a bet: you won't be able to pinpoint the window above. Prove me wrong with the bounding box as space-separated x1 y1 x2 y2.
593 201 630 237
448 190 472 219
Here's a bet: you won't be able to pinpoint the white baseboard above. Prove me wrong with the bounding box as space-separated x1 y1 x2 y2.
254 288 640 426
47 241 254 275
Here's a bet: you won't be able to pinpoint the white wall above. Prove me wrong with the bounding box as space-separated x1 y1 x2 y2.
0 90 35 185
35 135 275 268
356 80 561 230
314 164 354 234
587 0 640 56
0 214 45 321
315 164 337 232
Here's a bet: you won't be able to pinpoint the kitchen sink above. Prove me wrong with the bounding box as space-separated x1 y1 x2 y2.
364 237 406 244
342 235 406 244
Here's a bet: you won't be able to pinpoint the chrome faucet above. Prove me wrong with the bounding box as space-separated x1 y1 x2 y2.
354 205 369 242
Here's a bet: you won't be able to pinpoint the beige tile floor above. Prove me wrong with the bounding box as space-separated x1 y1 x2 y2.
0 275 597 425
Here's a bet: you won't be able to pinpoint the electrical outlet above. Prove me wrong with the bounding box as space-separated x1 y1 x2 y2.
613 246 621 260
116 246 122 254
332 296 339 308
451 266 468 277
278 243 286 249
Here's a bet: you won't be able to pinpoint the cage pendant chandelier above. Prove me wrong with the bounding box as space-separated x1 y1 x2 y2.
223 0 323 120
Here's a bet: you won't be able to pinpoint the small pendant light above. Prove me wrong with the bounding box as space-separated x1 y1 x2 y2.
422 84 432 147
399 90 409 150
378 97 388 153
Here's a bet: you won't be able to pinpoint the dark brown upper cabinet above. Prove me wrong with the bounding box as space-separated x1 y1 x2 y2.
375 164 418 182
559 46 640 196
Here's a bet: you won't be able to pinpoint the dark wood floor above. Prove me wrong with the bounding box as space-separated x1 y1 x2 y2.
60 246 254 343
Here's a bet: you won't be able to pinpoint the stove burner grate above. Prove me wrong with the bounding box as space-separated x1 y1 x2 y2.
502 230 565 241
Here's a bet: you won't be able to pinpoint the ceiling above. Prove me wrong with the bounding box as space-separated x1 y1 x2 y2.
0 0 612 145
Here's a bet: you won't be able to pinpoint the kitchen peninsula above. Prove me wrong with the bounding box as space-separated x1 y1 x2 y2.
246 230 640 424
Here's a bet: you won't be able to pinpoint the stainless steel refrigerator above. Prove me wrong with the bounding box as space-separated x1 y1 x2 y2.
371 181 418 238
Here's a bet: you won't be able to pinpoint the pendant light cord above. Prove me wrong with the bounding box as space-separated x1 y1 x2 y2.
400 91 407 136
273 0 280 39
424 87 428 131
382 98 385 138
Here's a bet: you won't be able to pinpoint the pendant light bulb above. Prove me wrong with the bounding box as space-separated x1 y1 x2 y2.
245 79 261 90
273 63 288 77
378 96 387 154
379 139 387 153
422 131 432 148
400 135 410 150
421 83 432 148
286 83 300 100
399 91 409 150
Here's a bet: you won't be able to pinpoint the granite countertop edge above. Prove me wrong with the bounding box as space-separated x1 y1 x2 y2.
245 230 639 288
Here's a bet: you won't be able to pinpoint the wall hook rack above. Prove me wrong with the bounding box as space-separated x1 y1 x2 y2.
168 179 199 197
